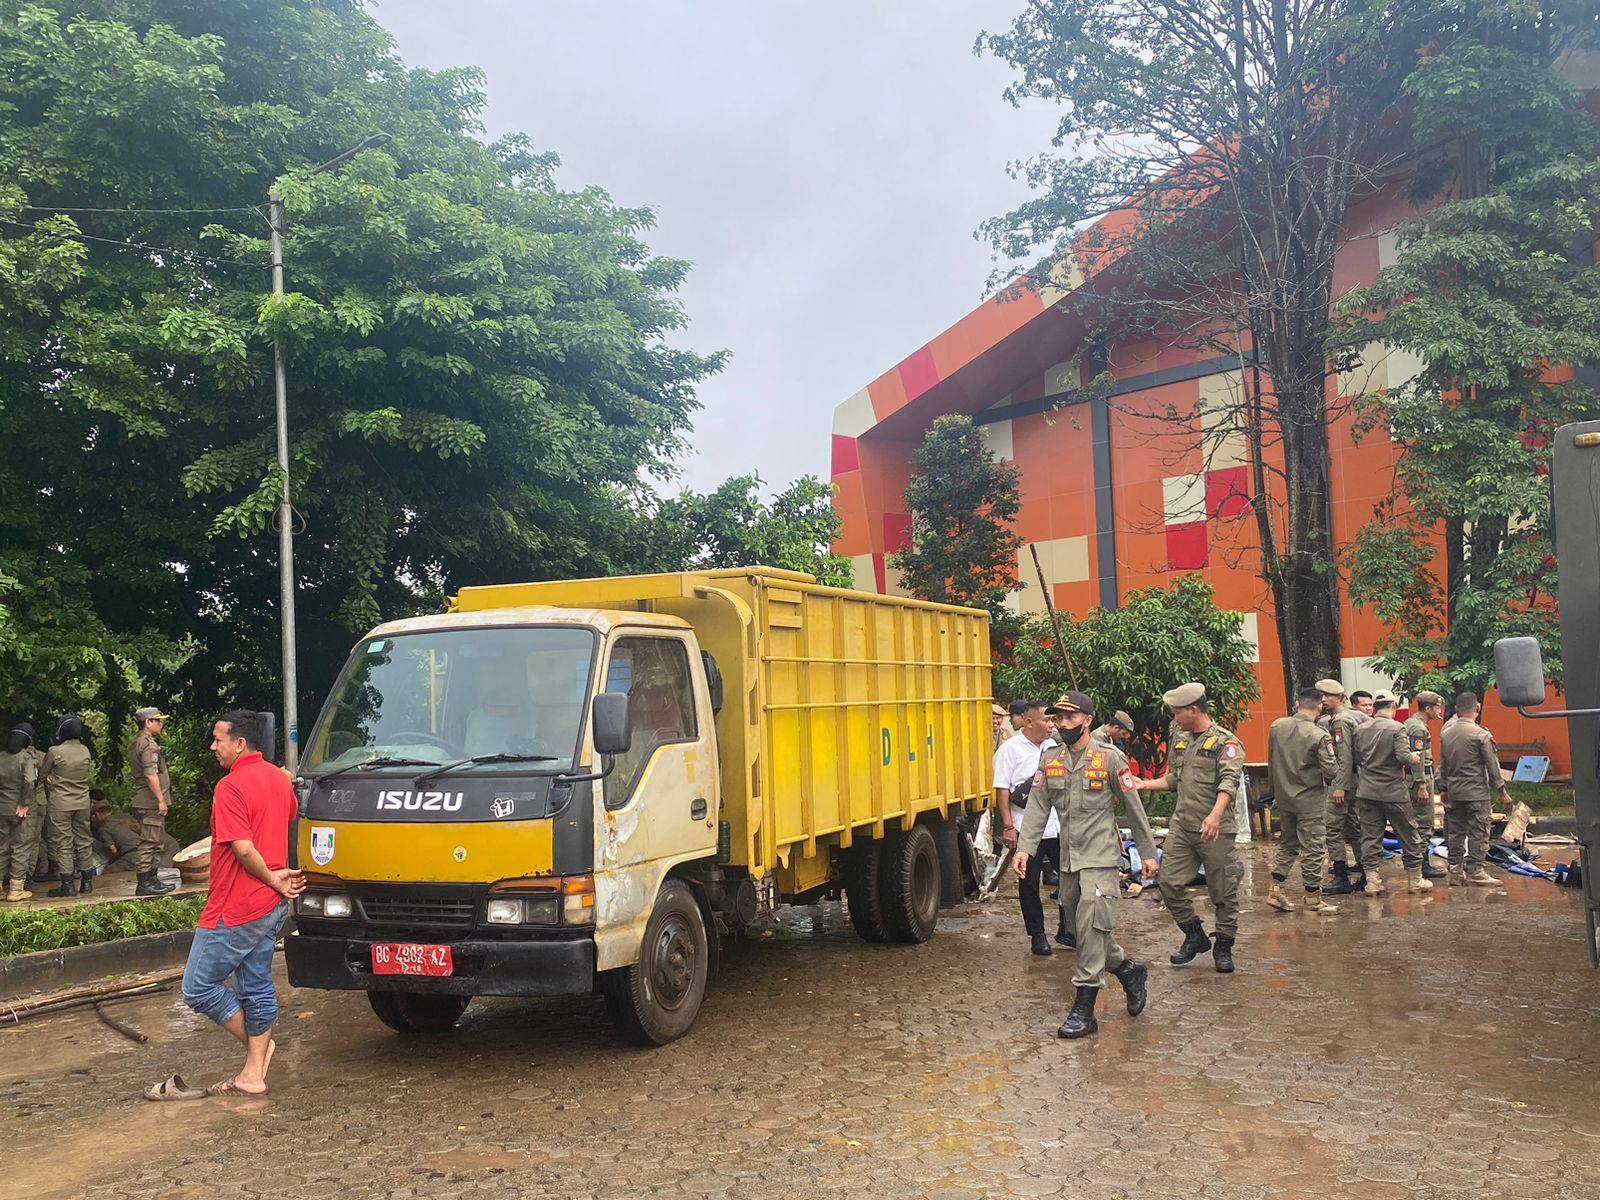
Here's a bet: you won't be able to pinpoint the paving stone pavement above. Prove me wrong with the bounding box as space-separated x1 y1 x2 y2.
3 848 1598 1199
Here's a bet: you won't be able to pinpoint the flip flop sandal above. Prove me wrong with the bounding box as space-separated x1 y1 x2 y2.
206 1079 267 1097
144 1074 206 1102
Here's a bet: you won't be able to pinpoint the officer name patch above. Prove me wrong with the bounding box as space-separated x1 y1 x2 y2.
1044 759 1066 779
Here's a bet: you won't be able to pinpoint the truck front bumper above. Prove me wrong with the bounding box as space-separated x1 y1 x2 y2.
283 931 596 997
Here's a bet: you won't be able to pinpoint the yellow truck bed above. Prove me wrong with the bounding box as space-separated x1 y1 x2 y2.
452 568 992 892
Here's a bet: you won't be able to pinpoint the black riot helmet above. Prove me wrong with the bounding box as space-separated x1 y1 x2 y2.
55 715 86 743
6 723 33 754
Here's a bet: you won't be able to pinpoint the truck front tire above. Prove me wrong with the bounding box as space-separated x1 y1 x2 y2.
366 990 471 1034
882 824 941 943
844 839 892 942
602 879 709 1046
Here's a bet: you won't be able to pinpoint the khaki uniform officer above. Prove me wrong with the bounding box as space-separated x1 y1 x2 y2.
1315 679 1366 894
126 707 176 896
1137 682 1246 974
43 716 95 897
0 726 41 901
1438 692 1510 887
1404 692 1446 879
1090 711 1134 750
20 724 50 885
1352 690 1433 896
1016 692 1157 1039
1266 688 1339 915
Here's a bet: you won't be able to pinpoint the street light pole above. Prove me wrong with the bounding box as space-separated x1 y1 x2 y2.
269 134 391 772
268 192 299 772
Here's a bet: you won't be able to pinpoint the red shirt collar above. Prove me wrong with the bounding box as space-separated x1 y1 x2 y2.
228 750 265 774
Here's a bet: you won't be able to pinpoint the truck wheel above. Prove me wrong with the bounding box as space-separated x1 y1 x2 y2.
601 880 709 1046
366 990 470 1034
882 824 940 943
843 838 891 943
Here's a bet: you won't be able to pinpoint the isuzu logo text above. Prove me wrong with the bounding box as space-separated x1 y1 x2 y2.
376 790 465 812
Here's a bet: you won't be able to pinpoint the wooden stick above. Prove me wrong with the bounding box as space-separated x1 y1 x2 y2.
2 968 183 1016
95 999 151 1043
1029 543 1080 691
1 983 170 1026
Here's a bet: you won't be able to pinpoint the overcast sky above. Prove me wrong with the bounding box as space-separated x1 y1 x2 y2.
376 0 1060 495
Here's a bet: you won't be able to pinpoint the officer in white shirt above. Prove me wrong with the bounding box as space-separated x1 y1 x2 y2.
993 700 1061 955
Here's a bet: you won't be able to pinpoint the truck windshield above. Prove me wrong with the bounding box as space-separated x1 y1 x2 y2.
302 625 597 775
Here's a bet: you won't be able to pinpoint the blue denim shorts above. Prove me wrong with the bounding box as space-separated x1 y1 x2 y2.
182 901 291 1037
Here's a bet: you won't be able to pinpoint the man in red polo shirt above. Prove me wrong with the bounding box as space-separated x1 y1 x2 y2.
153 711 303 1101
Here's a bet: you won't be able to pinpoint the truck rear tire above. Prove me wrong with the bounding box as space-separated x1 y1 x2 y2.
882 824 940 943
844 839 891 943
601 879 709 1046
366 990 470 1034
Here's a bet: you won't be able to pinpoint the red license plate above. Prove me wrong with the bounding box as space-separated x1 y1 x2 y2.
371 943 453 977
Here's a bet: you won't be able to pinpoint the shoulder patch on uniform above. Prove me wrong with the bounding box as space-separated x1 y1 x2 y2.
1333 730 1343 744
1224 742 1239 759
1119 770 1137 790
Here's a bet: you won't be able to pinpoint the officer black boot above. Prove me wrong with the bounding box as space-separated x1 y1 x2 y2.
1212 933 1236 974
1170 918 1211 965
135 870 173 897
1054 916 1077 950
1056 986 1099 1039
1323 862 1354 896
1110 959 1149 1016
49 871 79 898
1030 930 1053 956
79 871 94 895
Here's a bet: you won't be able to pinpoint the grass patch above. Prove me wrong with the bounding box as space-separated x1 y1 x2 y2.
0 895 205 958
1508 781 1573 814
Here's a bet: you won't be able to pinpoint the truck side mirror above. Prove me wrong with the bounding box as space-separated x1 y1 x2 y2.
259 711 280 766
1493 637 1547 707
592 692 632 756
701 651 724 715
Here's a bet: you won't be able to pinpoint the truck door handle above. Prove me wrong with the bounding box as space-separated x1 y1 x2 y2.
690 798 708 820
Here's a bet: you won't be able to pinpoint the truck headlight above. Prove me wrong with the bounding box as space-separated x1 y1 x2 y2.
485 898 524 925
322 893 353 919
485 896 560 925
296 894 322 915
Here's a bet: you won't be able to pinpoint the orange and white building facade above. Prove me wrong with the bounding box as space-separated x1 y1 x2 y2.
830 161 1594 769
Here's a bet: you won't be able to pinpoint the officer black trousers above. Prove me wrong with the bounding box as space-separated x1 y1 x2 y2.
1019 836 1060 936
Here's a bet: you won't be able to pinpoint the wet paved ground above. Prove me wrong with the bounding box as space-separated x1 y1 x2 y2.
4 848 1599 1200
8 868 201 911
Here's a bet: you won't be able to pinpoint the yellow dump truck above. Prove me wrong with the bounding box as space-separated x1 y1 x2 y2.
283 568 992 1043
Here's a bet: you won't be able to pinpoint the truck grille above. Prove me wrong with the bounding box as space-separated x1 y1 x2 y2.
359 895 477 931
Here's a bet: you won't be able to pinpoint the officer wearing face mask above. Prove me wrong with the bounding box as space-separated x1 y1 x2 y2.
1015 692 1158 1040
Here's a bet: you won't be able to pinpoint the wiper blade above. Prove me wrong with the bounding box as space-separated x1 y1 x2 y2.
414 752 559 785
312 755 437 783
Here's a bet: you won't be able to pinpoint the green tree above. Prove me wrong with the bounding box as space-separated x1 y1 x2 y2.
0 1 721 740
892 415 1023 634
632 474 853 586
1341 8 1600 695
994 576 1259 766
978 0 1432 707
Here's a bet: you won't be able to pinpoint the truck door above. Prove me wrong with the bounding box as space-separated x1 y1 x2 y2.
593 632 719 969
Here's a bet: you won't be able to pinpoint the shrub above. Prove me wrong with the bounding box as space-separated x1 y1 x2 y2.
0 895 205 957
